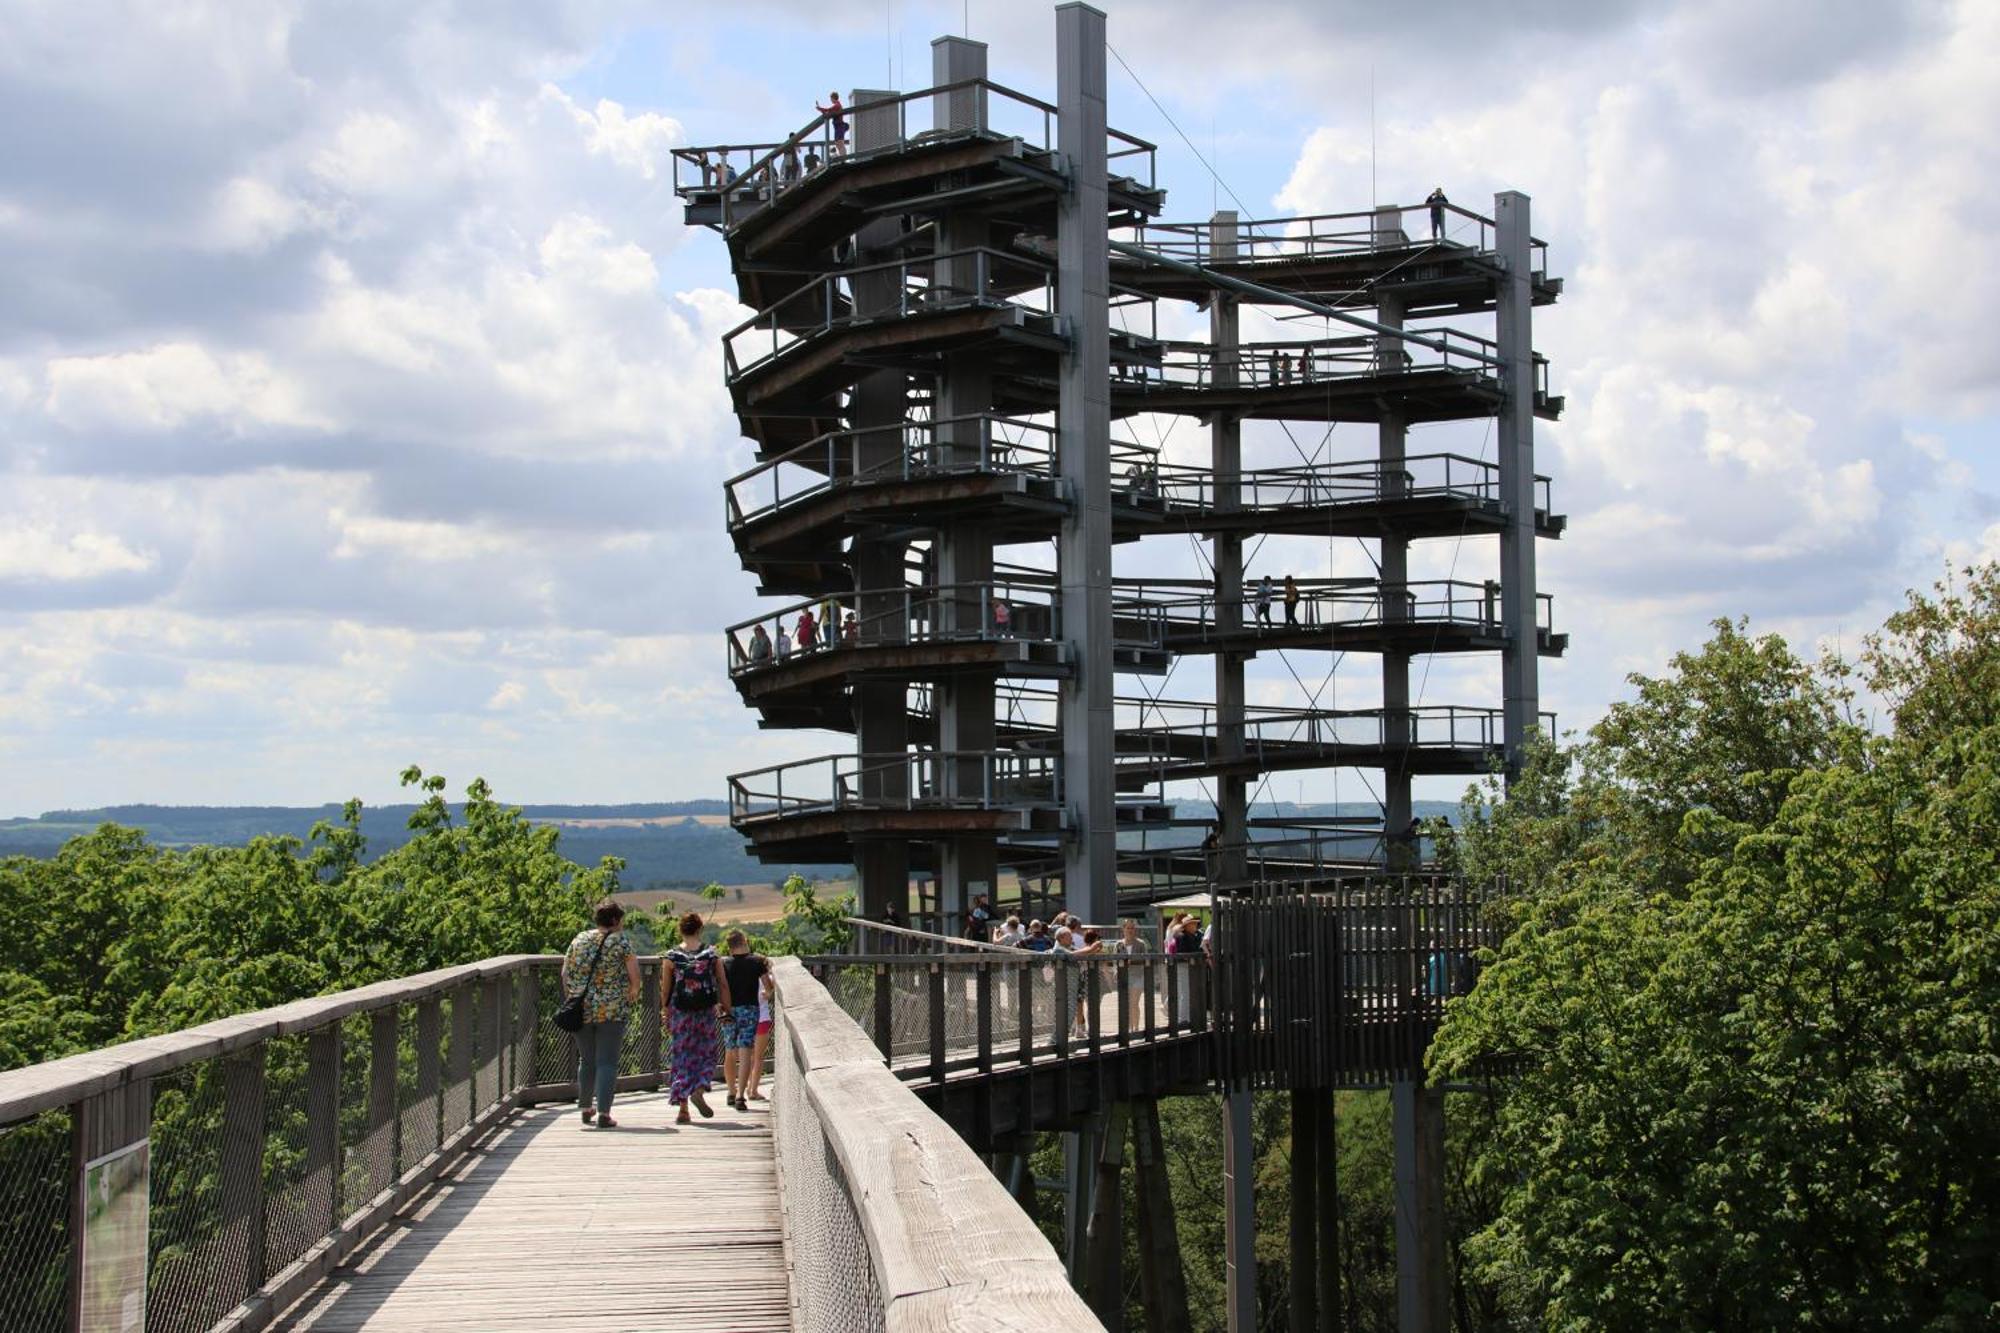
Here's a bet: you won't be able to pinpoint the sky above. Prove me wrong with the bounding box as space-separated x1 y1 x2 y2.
1 0 1996 817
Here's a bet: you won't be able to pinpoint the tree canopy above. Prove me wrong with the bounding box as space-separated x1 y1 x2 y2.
1429 566 2000 1330
0 766 854 1072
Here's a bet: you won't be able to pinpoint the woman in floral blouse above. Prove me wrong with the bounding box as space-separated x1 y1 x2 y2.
561 899 642 1128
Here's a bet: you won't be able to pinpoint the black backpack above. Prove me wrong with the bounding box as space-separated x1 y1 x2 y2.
670 948 720 1012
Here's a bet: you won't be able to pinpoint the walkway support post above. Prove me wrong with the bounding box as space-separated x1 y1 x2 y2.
1494 190 1539 777
1133 1098 1194 1333
1086 1101 1130 1329
1223 1089 1257 1331
1056 1 1116 924
1289 1088 1319 1333
1318 1088 1343 1329
1392 1081 1449 1333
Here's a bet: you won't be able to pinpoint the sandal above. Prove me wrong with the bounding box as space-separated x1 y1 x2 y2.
676 1106 692 1125
747 1091 765 1102
693 1090 714 1119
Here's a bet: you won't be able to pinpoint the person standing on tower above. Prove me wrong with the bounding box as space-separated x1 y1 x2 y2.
1427 185 1449 241
816 91 849 157
1254 574 1274 626
1283 574 1301 626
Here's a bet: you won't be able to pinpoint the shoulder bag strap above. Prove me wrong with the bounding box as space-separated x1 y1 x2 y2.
570 931 609 998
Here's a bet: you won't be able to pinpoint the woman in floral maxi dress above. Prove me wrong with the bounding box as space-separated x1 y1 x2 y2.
663 911 729 1124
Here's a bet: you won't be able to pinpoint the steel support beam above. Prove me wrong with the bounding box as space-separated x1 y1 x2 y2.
1211 210 1248 888
1056 2 1115 922
1494 190 1539 776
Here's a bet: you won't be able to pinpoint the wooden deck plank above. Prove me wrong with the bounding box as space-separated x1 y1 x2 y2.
274 1092 791 1333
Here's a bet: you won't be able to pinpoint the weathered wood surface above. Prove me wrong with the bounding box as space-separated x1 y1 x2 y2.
773 957 1105 1332
272 1092 789 1333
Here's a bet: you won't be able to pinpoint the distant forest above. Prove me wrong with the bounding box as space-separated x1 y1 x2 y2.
0 798 1458 889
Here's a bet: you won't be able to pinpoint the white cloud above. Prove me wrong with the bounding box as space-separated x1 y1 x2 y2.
546 86 685 181
43 342 326 433
0 526 154 581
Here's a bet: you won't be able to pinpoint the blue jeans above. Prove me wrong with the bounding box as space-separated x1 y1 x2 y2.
575 1020 625 1116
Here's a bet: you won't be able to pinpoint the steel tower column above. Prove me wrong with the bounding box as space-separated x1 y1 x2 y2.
1495 190 1539 776
1210 210 1248 888
1055 2 1115 923
848 87 910 918
1374 206 1415 867
931 36 998 933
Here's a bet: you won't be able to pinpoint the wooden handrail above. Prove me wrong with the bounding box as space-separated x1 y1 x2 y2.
0 953 565 1121
771 957 1103 1330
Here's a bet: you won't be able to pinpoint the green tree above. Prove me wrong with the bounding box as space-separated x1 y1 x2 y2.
1429 582 2000 1329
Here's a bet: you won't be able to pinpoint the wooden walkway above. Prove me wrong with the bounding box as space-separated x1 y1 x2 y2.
274 1092 791 1333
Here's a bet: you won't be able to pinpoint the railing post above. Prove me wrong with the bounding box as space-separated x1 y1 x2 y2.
305 1025 341 1240
1017 962 1033 1066
448 985 474 1133
513 969 538 1097
415 997 442 1158
872 964 893 1059
219 1044 268 1306
928 963 947 1085
642 962 664 1088
976 962 994 1076
1054 964 1071 1061
368 1008 398 1190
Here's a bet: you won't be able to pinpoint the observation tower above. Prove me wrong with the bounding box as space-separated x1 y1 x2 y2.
682 5 1564 930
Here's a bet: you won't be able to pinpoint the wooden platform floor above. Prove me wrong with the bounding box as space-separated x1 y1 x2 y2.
275 1092 791 1333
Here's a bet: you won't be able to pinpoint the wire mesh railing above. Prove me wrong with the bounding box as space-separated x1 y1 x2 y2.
0 1108 71 1333
0 954 674 1333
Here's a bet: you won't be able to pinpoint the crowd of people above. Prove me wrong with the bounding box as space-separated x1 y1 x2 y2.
558 903 772 1129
